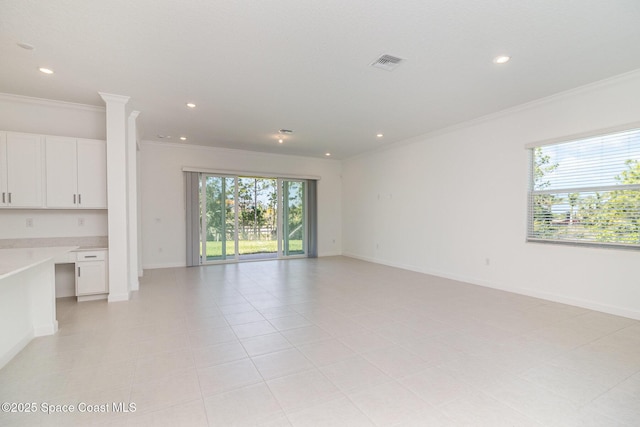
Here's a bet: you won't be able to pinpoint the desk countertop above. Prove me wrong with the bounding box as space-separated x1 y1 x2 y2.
0 236 108 250
0 246 78 280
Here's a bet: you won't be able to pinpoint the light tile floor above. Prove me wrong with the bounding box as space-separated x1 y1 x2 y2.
1 256 639 426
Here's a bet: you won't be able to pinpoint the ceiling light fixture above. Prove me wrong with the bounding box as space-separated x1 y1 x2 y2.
278 138 284 144
39 67 54 74
376 133 384 138
186 102 196 108
180 136 187 141
325 153 331 157
17 42 35 50
493 55 510 64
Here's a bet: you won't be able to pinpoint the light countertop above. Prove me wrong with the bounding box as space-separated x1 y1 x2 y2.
0 236 108 250
0 246 78 280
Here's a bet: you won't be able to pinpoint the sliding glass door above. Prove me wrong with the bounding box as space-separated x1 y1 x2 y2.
199 174 307 264
282 180 306 256
201 175 237 262
238 177 278 260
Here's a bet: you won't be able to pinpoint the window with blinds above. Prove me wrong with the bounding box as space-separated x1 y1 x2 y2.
527 126 640 249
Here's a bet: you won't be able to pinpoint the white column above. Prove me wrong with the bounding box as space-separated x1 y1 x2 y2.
99 92 131 302
137 150 143 278
128 110 140 291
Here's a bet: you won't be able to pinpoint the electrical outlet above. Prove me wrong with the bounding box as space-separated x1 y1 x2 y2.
26 218 33 228
78 218 85 226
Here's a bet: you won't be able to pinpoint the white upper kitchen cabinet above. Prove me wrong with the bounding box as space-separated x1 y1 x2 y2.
45 136 77 208
76 139 107 208
0 132 44 208
0 133 5 207
45 137 107 209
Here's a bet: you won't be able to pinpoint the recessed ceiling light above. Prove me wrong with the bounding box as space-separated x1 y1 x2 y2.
157 134 171 139
278 139 283 144
376 133 384 138
180 136 187 141
17 42 35 50
186 103 196 108
325 153 331 157
39 67 54 74
493 55 510 64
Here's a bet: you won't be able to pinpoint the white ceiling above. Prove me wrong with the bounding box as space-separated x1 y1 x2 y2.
1 0 640 159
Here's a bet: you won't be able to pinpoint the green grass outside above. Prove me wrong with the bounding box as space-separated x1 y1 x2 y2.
203 240 303 258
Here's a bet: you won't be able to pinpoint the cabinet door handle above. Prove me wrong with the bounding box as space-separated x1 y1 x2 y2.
78 194 81 204
84 255 97 258
78 266 81 277
73 194 77 204
8 193 11 204
2 193 4 203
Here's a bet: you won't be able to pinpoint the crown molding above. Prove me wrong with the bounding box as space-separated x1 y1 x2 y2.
346 68 640 161
98 92 130 104
140 139 340 163
0 92 105 113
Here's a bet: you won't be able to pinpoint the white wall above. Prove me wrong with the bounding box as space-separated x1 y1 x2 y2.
0 93 108 240
343 70 640 319
0 210 107 238
140 142 343 269
0 93 105 140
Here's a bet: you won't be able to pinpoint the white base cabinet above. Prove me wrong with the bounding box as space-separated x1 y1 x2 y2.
75 250 108 298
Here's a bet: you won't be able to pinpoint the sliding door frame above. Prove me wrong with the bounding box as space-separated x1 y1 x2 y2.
199 173 308 265
280 178 308 258
200 173 239 264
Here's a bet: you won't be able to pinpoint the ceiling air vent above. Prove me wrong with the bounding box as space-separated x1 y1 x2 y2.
370 54 404 71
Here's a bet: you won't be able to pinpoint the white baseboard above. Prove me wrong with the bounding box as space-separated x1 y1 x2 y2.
108 292 131 302
33 321 58 337
79 294 108 302
142 262 187 270
0 330 33 370
143 256 345 269
318 251 342 257
342 253 640 321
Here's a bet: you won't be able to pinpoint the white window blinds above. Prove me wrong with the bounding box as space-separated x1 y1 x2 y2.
527 127 640 248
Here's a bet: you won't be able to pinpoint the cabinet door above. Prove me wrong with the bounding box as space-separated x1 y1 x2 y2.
0 134 7 206
6 133 43 207
76 261 107 295
77 139 107 208
45 136 78 208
